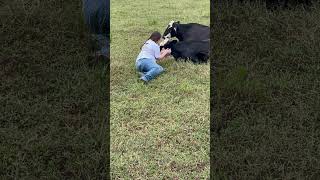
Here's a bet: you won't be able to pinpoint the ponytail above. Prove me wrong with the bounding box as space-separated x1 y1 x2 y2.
140 31 161 49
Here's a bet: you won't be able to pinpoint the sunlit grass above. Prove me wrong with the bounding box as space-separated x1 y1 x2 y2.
110 0 210 178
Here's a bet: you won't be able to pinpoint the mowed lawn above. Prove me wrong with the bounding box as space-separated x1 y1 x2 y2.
110 0 210 179
212 2 320 179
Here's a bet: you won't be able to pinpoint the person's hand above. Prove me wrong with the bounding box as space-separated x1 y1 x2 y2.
163 49 171 57
165 48 171 54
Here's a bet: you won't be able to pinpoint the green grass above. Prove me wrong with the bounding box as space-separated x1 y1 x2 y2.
1 0 108 178
211 2 320 179
110 0 210 179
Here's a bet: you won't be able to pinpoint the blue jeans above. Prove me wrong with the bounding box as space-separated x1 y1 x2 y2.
136 58 164 82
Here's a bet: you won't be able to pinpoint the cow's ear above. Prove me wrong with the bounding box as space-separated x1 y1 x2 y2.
177 21 180 24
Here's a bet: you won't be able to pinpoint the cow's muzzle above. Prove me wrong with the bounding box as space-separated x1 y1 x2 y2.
160 38 170 46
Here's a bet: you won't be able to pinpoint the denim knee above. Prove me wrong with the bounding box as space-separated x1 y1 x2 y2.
156 66 164 73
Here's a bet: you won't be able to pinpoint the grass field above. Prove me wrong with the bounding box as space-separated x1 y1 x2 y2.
211 1 320 179
110 0 210 179
1 1 108 178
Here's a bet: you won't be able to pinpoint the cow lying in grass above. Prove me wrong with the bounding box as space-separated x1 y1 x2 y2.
160 40 209 64
160 20 209 46
162 21 209 41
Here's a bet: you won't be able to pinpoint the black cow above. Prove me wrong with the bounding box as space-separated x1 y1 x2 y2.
160 40 209 64
82 0 110 58
162 21 209 42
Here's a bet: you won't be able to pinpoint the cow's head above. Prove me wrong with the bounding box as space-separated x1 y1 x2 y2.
160 39 178 50
162 20 180 39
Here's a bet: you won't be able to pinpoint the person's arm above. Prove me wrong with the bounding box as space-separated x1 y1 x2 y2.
156 48 171 61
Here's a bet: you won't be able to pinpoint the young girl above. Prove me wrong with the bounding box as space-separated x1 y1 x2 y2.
136 31 171 84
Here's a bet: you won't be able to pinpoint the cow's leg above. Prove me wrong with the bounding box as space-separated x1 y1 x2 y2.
196 52 209 62
82 0 109 59
184 56 190 63
170 52 179 61
181 52 195 63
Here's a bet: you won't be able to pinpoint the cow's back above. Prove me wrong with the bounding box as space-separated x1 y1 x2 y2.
179 23 210 41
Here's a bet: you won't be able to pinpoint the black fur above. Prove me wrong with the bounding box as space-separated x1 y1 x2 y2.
160 40 209 64
162 22 209 41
